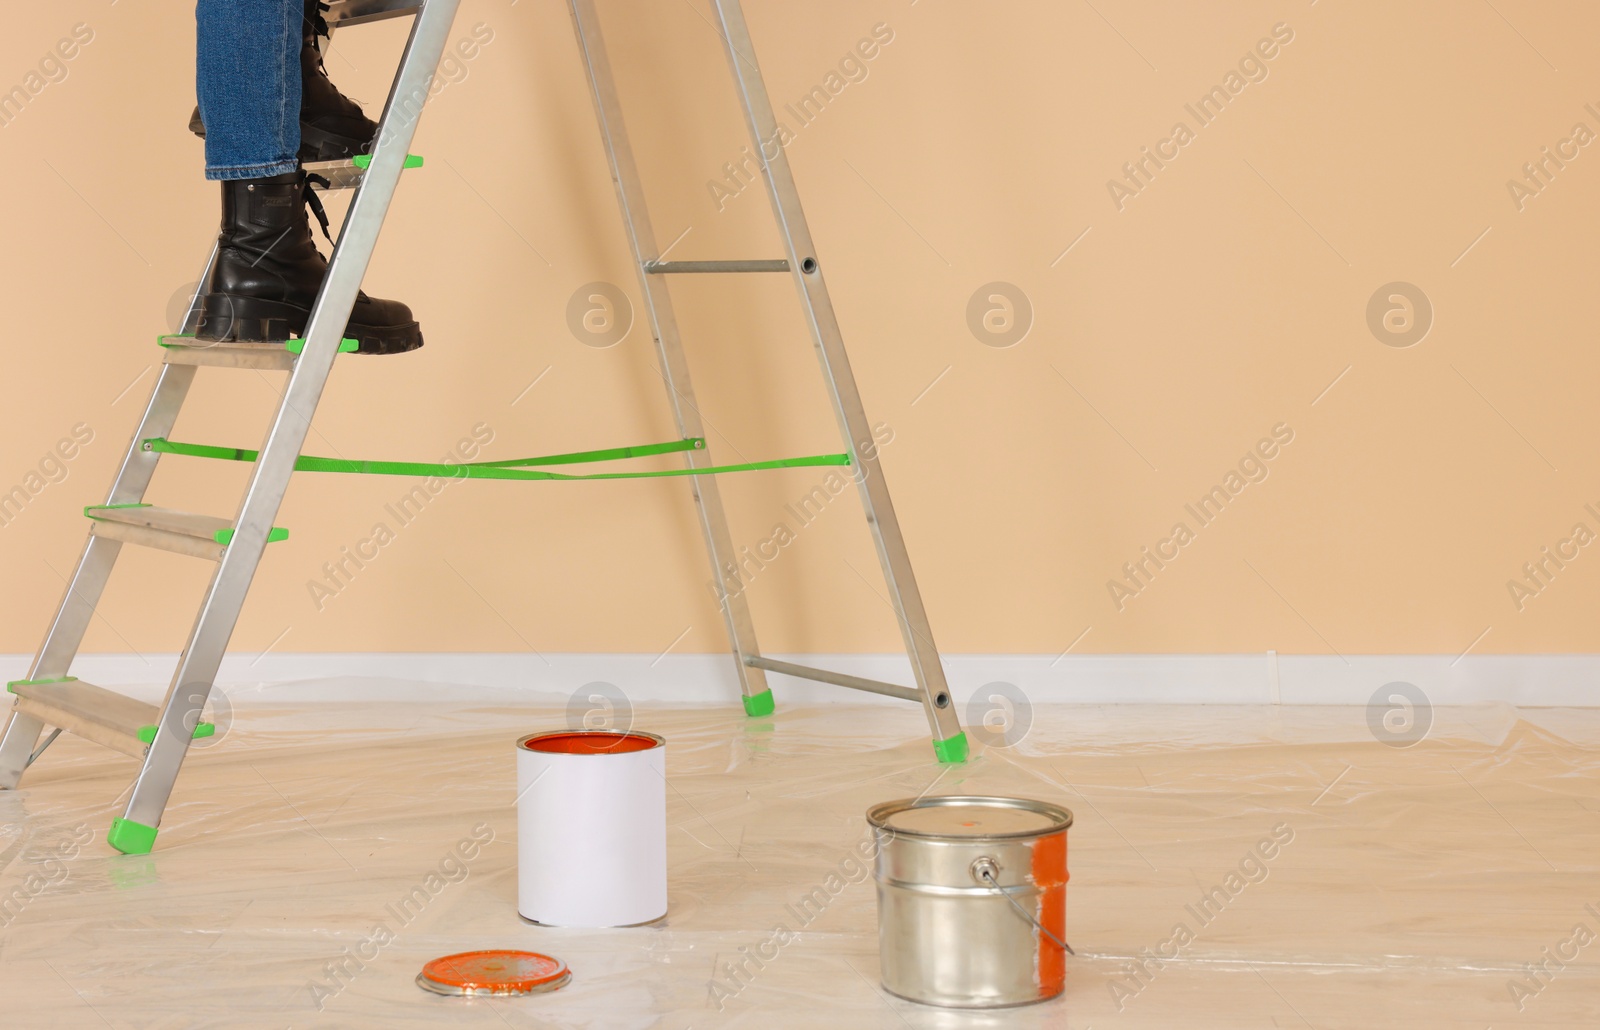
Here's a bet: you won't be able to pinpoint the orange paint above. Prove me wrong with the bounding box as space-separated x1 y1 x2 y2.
519 731 661 755
418 949 568 995
1031 830 1069 996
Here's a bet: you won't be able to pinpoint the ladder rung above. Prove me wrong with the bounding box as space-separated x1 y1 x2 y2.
84 504 288 561
325 0 422 28
644 260 792 274
303 158 369 192
744 656 923 703
159 335 360 370
8 678 154 759
305 153 424 192
160 336 297 371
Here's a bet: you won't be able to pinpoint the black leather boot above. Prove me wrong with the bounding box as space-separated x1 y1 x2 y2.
296 0 381 160
194 169 422 354
189 1 379 162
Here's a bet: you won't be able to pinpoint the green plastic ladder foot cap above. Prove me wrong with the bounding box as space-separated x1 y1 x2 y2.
107 818 158 855
136 722 215 745
742 689 775 718
932 731 970 765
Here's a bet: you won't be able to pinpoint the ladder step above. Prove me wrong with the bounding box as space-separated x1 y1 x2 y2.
325 0 423 28
161 335 295 371
7 678 154 759
305 153 424 192
159 335 359 370
644 259 792 274
84 504 288 561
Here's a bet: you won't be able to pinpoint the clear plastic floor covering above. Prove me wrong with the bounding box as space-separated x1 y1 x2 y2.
1 685 1597 1028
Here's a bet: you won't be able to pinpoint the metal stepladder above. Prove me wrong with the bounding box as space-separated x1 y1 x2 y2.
568 0 967 752
0 0 967 856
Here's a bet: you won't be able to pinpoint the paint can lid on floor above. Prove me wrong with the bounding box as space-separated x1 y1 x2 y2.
415 950 571 997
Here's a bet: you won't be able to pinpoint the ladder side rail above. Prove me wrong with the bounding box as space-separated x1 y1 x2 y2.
568 0 771 707
0 710 50 786
35 241 218 675
29 364 199 680
709 0 961 743
175 243 220 336
0 243 219 786
117 0 464 839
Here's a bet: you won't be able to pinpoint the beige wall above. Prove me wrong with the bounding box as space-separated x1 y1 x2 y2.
1 0 1598 658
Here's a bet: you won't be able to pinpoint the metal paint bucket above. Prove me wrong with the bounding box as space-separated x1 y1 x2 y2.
516 730 667 927
867 795 1073 1008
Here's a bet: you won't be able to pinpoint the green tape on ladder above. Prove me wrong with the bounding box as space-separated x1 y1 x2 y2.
143 437 850 482
137 722 215 745
213 527 289 545
283 338 360 355
7 675 77 695
352 153 424 170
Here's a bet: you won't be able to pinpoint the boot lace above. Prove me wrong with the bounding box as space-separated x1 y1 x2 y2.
305 2 332 47
305 2 333 79
303 172 334 243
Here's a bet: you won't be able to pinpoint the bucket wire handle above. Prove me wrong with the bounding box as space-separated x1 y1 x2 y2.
972 857 1074 956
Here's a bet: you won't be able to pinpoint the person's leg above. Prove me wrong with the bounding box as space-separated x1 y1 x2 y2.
192 0 379 165
196 0 300 181
192 0 419 352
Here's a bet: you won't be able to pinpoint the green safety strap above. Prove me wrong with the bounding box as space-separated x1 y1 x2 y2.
471 439 703 468
143 437 850 482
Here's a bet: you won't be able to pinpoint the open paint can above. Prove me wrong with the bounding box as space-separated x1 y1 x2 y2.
867 795 1073 1008
516 730 667 927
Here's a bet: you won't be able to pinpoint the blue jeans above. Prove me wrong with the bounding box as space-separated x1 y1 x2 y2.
197 0 301 180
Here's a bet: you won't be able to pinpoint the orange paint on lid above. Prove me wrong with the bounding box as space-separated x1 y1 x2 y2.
416 950 571 997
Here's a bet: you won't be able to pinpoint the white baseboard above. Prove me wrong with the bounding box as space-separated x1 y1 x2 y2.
2 653 1595 706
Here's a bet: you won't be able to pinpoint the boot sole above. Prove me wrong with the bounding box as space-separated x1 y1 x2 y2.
195 295 422 356
299 124 374 162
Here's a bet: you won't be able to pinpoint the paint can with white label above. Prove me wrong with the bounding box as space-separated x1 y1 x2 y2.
516 730 667 927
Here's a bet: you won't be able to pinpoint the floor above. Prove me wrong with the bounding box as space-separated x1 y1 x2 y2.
1 686 1598 1028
